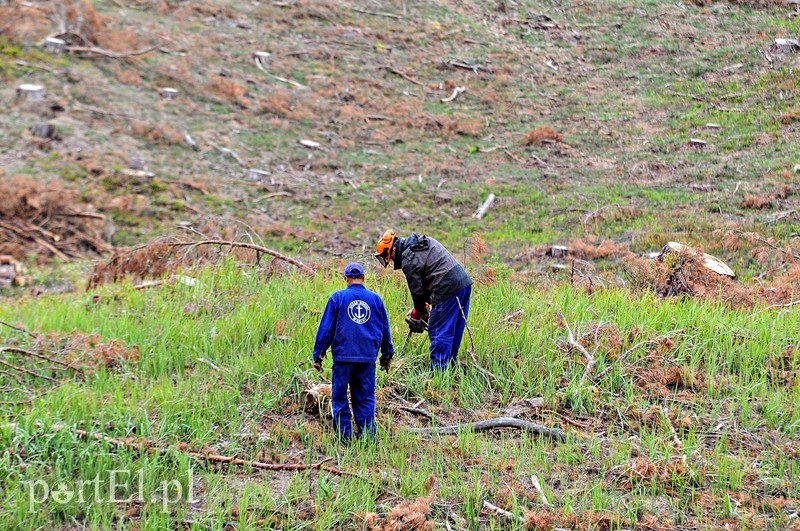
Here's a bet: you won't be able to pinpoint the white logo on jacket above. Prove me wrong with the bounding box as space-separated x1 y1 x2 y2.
347 300 371 324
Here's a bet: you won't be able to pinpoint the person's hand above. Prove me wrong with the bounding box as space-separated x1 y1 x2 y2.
405 308 428 333
379 356 391 372
313 359 323 373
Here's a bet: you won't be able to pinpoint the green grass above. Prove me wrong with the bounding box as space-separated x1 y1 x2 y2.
1 261 799 528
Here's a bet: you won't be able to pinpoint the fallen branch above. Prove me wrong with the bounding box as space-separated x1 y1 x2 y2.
394 405 434 420
165 240 315 275
762 299 800 311
19 423 364 480
561 314 597 385
0 346 83 373
253 56 307 89
733 230 799 260
530 475 550 506
65 44 161 59
350 7 402 18
0 358 58 383
383 66 423 86
482 500 525 523
0 320 37 337
591 339 657 383
473 193 496 220
406 416 566 441
211 143 247 167
441 86 466 103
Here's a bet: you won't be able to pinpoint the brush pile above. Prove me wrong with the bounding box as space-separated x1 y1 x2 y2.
0 177 112 263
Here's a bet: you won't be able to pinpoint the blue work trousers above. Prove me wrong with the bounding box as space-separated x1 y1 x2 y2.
428 285 472 370
331 361 376 441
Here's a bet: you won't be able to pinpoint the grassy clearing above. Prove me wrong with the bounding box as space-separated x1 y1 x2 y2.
1 261 799 528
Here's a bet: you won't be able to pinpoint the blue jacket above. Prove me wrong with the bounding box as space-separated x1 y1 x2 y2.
312 284 394 364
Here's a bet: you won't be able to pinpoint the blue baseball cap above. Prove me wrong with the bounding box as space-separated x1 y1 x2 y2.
343 262 365 277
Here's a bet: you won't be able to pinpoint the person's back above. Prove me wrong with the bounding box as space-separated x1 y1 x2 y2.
312 263 393 440
314 283 392 363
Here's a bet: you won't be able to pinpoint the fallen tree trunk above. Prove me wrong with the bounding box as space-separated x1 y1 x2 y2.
406 416 566 441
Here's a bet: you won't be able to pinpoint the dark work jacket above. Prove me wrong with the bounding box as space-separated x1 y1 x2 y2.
394 234 473 313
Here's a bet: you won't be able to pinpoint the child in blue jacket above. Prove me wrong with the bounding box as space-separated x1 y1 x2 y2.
312 263 394 441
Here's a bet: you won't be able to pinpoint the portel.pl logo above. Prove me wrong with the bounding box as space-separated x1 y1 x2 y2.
23 468 196 513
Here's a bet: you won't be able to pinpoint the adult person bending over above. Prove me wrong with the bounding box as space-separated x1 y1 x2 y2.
375 230 472 371
312 263 394 441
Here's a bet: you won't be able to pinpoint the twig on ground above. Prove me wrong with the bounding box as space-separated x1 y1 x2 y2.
591 339 658 382
350 7 402 18
211 144 247 167
0 321 37 337
530 475 550 506
18 423 366 480
0 359 58 383
441 86 466 103
482 500 525 523
0 347 83 373
407 416 566 441
560 313 597 385
383 66 423 86
65 44 161 58
733 230 799 260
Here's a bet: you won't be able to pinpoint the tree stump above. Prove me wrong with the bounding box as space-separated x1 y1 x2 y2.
17 84 46 101
254 51 271 65
30 124 55 139
0 256 26 287
547 245 569 258
773 38 800 54
159 87 179 100
129 156 147 170
247 169 269 182
301 383 332 419
43 38 66 55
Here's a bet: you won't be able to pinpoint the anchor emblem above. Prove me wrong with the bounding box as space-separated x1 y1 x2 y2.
347 300 371 324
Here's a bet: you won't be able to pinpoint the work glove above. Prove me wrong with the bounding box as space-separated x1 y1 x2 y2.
405 308 428 334
312 358 323 373
379 356 392 372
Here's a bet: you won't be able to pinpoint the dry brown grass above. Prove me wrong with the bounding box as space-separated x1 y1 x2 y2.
522 126 563 146
742 194 773 209
0 5 52 44
207 76 251 108
129 120 184 146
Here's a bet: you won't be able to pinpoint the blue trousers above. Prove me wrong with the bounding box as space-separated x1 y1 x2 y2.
331 361 376 440
428 285 472 370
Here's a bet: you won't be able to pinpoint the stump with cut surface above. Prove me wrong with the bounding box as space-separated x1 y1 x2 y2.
159 87 179 100
17 84 45 101
0 256 26 287
30 124 55 139
301 383 332 419
43 38 66 54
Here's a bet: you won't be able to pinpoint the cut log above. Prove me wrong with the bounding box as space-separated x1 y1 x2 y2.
30 124 55 139
301 383 332 419
473 193 496 220
43 38 66 55
159 87 179 100
17 84 46 100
